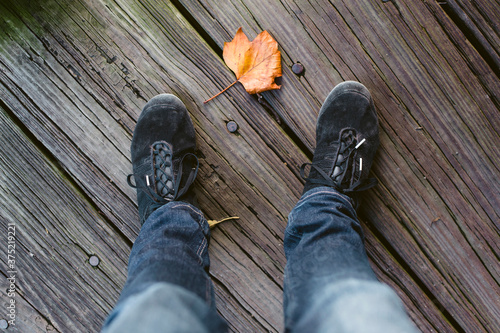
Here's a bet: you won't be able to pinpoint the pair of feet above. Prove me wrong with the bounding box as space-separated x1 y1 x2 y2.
128 81 379 224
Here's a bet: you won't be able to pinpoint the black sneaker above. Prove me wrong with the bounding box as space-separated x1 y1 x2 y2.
301 81 379 204
127 94 199 224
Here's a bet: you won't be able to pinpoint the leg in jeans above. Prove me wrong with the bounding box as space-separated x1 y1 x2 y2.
284 187 418 333
101 95 227 333
284 82 419 333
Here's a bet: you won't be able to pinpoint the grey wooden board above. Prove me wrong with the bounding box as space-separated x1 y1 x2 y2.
0 0 499 332
0 283 54 332
0 104 129 332
0 0 303 331
175 0 500 331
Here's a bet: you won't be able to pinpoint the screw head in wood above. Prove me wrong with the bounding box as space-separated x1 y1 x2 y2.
226 121 238 133
292 62 305 75
89 255 100 267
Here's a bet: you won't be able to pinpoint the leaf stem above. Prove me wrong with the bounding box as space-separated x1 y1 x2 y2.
204 80 238 104
207 216 240 228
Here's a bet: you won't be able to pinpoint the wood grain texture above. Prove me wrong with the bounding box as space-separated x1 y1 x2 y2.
0 0 303 331
0 284 54 333
443 0 500 75
0 105 129 332
0 0 499 331
176 0 500 331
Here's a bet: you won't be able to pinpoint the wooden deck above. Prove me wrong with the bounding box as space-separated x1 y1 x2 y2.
0 0 498 332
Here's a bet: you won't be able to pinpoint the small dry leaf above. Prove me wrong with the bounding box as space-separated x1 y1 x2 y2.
207 216 240 228
204 27 282 103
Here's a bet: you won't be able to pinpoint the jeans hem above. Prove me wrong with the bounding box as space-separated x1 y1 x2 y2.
300 186 355 209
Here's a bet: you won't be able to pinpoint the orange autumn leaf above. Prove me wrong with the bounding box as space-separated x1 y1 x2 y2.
204 27 282 103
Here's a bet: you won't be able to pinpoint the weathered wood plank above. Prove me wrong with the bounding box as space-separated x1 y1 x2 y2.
1 0 499 331
0 0 303 331
442 0 500 75
422 0 500 132
176 0 500 331
0 8 139 241
0 282 55 333
0 1 451 332
0 104 129 332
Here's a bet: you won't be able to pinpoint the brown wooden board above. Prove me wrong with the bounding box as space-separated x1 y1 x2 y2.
443 0 500 75
175 0 500 331
0 0 499 331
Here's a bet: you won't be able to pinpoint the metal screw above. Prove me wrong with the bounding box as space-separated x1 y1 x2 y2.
0 319 8 329
89 255 100 267
292 62 305 75
226 121 238 133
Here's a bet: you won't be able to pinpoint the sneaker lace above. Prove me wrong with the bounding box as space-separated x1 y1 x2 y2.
127 142 199 208
300 128 377 193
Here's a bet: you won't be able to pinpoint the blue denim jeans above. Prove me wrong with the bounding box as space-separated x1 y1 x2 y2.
283 187 418 332
102 187 418 333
